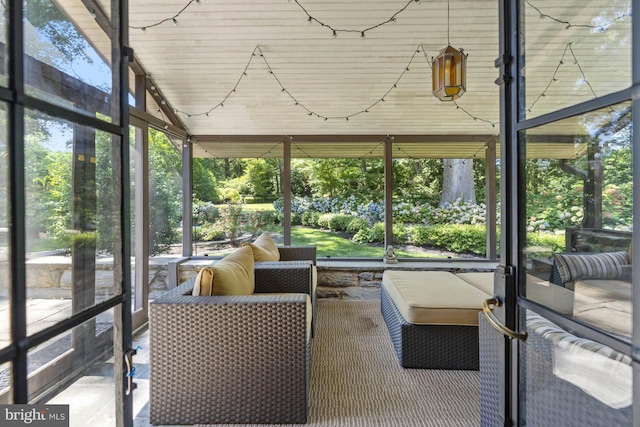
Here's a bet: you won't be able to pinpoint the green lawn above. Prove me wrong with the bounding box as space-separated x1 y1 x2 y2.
242 203 275 212
288 226 433 258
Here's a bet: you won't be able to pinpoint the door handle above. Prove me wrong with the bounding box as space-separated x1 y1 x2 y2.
124 346 142 395
482 298 528 341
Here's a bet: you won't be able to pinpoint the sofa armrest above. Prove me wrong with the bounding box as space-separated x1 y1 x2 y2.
278 245 316 265
254 261 314 294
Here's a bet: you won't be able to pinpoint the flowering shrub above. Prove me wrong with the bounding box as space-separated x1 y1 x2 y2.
526 206 583 232
276 197 498 227
193 200 219 224
245 210 276 234
426 199 489 225
217 203 243 239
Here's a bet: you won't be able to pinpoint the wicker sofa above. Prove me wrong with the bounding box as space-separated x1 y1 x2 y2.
149 260 314 425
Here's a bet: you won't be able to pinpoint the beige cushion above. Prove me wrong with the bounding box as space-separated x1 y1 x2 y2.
192 246 255 296
455 272 494 295
382 271 490 326
244 232 280 262
312 265 317 293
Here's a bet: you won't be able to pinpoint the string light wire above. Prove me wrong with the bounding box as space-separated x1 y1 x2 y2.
136 1 622 131
292 0 419 38
525 0 631 31
129 0 629 35
168 44 496 127
526 42 600 113
130 0 200 31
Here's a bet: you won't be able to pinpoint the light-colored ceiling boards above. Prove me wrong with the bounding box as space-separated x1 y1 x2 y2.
58 0 631 158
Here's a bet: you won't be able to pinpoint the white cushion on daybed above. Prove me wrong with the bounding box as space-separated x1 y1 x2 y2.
382 270 491 326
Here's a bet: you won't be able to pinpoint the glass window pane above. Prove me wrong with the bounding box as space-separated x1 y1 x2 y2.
0 362 12 403
521 309 631 426
521 0 631 119
23 0 114 122
149 130 183 258
0 1 6 87
0 103 8 349
24 110 122 334
289 158 384 258
38 310 124 425
392 156 491 259
522 101 632 340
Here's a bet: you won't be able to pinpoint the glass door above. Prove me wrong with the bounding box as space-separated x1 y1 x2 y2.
0 0 134 426
482 0 636 426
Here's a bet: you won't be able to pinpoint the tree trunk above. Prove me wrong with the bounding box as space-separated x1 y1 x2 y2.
439 159 476 207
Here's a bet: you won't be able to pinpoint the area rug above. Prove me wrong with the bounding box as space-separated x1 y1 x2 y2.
198 299 480 427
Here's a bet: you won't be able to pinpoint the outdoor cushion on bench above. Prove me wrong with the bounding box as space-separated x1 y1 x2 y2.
381 270 491 370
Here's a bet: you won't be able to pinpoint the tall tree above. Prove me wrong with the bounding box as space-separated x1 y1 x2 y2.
439 159 476 207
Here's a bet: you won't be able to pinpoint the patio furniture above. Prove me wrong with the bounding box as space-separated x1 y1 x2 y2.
381 270 491 370
149 253 313 425
244 232 317 333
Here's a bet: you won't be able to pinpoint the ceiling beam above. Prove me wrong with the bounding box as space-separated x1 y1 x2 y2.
191 134 576 144
192 134 497 144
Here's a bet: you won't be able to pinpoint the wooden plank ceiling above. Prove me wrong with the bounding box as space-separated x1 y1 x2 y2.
60 0 631 159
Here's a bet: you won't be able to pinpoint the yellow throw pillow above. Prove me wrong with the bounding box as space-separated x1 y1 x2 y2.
244 232 280 262
192 246 255 296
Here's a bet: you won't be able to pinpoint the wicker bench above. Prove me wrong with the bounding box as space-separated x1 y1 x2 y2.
381 270 492 370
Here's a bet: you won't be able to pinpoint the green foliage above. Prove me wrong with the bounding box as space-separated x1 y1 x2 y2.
219 187 241 203
148 129 183 255
244 158 281 200
353 222 385 244
525 232 564 254
25 0 92 64
316 213 355 231
217 204 243 240
245 210 277 233
291 212 301 225
196 222 226 241
329 214 354 232
193 200 219 224
346 217 368 235
409 224 487 255
193 158 220 202
72 231 97 249
296 158 384 199
301 211 321 227
317 213 334 230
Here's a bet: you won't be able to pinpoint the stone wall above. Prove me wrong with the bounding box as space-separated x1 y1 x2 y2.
0 259 172 299
3 258 496 301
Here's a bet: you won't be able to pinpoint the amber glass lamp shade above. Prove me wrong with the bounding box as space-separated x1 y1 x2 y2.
432 45 467 101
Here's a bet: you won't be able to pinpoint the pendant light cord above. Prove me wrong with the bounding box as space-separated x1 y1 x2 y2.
447 0 450 45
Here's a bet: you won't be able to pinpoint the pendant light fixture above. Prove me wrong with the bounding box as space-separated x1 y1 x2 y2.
432 0 468 101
